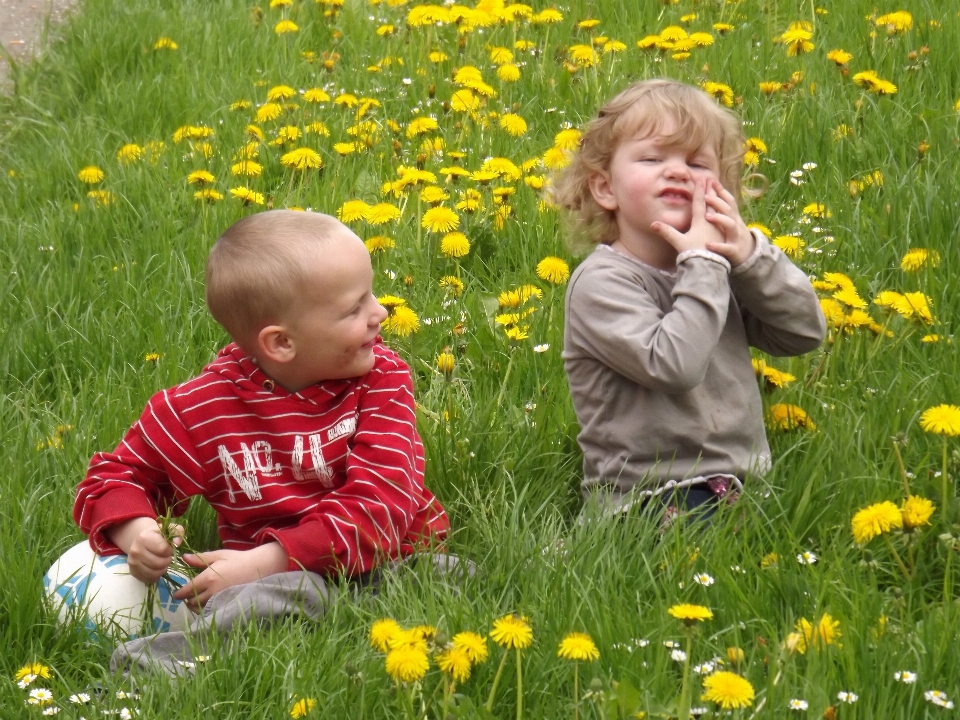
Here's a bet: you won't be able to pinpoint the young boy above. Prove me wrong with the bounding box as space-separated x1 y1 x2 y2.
552 79 826 517
72 210 449 615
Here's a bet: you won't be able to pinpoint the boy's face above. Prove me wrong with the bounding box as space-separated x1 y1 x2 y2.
284 229 388 384
593 121 721 245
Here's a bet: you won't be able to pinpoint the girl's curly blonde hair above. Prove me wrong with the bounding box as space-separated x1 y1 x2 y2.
550 78 747 255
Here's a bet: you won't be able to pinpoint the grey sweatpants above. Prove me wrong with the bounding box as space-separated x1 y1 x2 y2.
111 554 473 676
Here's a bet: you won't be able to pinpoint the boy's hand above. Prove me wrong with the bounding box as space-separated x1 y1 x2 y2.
651 176 725 255
703 179 756 267
173 542 289 612
109 517 182 584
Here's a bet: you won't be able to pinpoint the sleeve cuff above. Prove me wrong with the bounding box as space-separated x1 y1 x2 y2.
730 228 767 276
676 249 731 272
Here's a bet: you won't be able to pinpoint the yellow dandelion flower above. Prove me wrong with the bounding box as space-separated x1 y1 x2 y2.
385 646 429 683
919 405 960 436
275 19 299 34
490 614 533 650
86 189 114 206
568 44 598 67
422 207 460 233
853 70 897 95
256 103 283 123
900 248 940 272
531 7 563 23
230 187 265 205
496 63 521 82
833 287 867 309
701 81 734 107
231 160 262 177
701 671 755 710
377 295 407 309
77 166 104 184
713 22 735 34
851 501 903 544
116 144 143 164
668 604 714 625
194 188 223 203
802 202 831 218
364 236 395 254
383 306 420 336
795 615 841 653
290 697 317 718
779 27 814 56
773 235 804 258
440 232 470 258
280 148 323 171
752 359 796 389
557 632 600 661
338 200 372 223
370 618 404 652
451 631 488 664
759 81 783 95
543 147 572 169
901 496 935 530
435 645 471 683
436 351 456 377
267 84 296 102
548 129 580 153
367 203 401 225
187 170 215 185
827 49 852 65
535 256 570 284
450 89 480 112
876 11 912 34
767 403 815 431
153 37 178 50
406 116 439 138
16 664 51 681
499 113 528 137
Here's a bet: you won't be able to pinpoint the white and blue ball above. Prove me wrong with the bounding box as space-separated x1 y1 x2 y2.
43 540 193 637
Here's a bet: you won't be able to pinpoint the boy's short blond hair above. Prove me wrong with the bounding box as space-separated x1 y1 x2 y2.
550 78 746 254
206 210 347 344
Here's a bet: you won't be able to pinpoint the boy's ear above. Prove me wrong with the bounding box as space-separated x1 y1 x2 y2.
588 170 618 211
257 325 297 364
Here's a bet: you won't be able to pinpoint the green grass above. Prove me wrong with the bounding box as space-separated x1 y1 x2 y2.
2 0 960 717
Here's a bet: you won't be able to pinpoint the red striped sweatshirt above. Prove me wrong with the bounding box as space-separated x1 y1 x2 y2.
74 342 449 576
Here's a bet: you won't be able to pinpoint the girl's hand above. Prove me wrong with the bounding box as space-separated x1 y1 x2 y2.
650 176 725 255
703 179 755 267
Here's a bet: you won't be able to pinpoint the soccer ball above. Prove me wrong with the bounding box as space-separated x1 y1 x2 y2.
43 540 193 638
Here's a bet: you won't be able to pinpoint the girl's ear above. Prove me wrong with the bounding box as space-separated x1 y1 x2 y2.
588 170 618 211
257 325 297 364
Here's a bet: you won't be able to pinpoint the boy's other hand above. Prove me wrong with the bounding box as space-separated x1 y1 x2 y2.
703 179 755 267
173 543 289 612
650 176 725 255
119 519 179 584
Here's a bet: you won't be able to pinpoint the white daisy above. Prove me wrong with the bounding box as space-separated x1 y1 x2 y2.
789 699 808 710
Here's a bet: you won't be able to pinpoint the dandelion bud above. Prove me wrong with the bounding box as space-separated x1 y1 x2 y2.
437 350 455 378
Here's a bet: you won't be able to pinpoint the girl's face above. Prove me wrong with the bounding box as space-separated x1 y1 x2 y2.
590 120 721 248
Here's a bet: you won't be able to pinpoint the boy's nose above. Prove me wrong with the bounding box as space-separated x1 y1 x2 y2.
372 303 389 325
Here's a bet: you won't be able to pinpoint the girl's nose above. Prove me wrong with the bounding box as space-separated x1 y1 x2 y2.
663 158 691 179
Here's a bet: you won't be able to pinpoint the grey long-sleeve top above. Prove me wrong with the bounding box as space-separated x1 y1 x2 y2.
563 232 826 496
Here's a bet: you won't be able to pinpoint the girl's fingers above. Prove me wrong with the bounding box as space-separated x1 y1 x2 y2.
704 194 733 216
705 212 736 232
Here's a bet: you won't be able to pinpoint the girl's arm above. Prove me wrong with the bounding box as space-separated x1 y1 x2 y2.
729 232 827 356
565 252 732 392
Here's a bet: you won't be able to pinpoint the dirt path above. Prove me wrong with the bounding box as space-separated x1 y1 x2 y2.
0 0 76 89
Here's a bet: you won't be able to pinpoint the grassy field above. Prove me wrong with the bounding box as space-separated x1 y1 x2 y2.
2 0 960 716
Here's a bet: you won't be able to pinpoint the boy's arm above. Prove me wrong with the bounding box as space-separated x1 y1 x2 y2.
74 389 199 555
259 357 447 575
566 255 732 392
728 231 827 357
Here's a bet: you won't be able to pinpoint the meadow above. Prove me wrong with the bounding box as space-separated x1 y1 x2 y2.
2 0 960 716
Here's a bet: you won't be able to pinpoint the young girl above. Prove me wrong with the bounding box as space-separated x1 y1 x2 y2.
553 79 825 519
